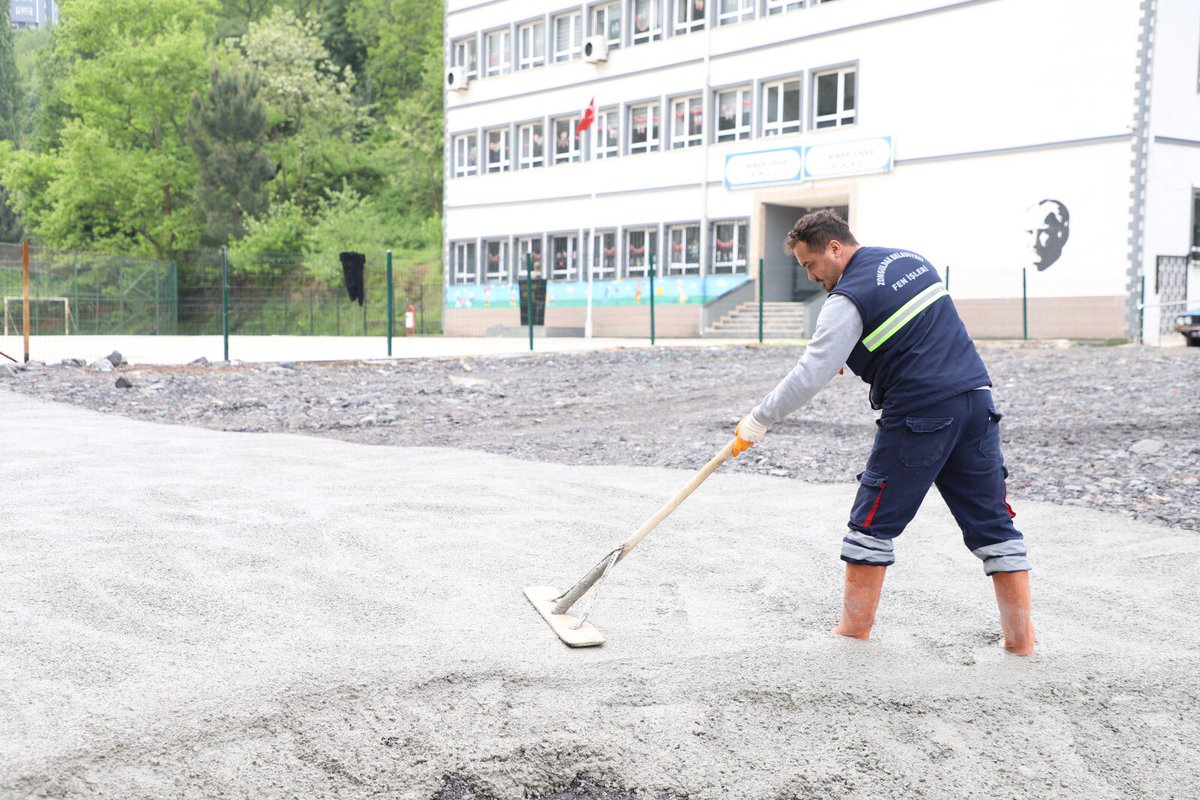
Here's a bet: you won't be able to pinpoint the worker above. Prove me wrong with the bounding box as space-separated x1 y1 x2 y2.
733 210 1035 655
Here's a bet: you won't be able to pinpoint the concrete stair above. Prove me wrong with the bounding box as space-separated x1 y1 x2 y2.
706 301 807 339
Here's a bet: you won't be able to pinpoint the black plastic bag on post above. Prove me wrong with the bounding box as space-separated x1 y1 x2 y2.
340 251 365 306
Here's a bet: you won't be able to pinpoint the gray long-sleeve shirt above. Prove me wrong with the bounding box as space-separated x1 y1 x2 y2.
751 294 863 426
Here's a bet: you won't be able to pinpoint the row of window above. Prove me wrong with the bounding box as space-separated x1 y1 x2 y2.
451 67 854 176
449 221 750 285
453 0 838 80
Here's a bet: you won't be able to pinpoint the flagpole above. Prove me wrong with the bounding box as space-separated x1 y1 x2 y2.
584 98 596 339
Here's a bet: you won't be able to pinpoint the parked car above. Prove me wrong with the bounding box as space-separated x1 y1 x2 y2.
1175 308 1200 346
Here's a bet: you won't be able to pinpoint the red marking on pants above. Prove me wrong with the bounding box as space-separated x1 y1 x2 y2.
1004 486 1016 519
863 482 887 527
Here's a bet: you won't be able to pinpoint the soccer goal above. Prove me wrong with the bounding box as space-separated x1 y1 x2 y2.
3 297 72 336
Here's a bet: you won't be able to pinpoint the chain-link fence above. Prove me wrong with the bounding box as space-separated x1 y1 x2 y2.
0 242 445 365
0 242 177 337
174 250 442 338
2 241 1138 367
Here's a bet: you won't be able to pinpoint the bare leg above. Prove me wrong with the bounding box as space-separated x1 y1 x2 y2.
832 563 887 640
992 570 1035 655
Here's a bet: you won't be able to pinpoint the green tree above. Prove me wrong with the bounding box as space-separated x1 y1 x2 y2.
12 28 53 145
0 11 22 143
348 0 441 110
319 0 367 81
187 64 275 245
1 0 217 255
233 6 369 205
0 184 22 242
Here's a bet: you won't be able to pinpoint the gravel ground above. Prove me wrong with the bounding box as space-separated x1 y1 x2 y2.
3 341 1198 532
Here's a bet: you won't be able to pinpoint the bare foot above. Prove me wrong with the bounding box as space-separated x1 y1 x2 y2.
831 624 870 641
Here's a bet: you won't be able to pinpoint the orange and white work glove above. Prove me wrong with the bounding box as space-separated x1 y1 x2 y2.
733 413 767 457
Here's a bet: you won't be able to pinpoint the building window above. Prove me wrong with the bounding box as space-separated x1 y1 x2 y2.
517 122 545 169
765 0 804 14
715 87 751 142
667 224 701 276
670 95 703 149
718 0 754 24
553 11 584 62
814 66 856 129
712 220 748 274
484 127 510 173
452 132 478 177
762 77 802 136
452 241 478 285
1191 191 1200 258
550 234 580 280
595 107 620 159
673 0 706 34
483 239 509 283
590 2 622 48
518 19 546 69
552 115 584 163
517 236 544 276
626 227 658 277
452 36 478 81
629 0 664 45
484 27 511 76
628 101 661 154
591 230 618 279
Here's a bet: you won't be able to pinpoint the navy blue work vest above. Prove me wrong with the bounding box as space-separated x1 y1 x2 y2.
829 246 990 417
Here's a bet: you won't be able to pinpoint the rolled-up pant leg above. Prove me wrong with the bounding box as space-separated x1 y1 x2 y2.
843 393 968 567
934 389 1031 575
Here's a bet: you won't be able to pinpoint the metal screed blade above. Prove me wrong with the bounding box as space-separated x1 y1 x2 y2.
523 585 606 647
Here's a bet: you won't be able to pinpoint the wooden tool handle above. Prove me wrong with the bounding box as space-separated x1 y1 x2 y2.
617 438 736 561
551 439 737 615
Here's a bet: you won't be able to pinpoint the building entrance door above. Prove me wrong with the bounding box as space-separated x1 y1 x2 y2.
762 203 849 301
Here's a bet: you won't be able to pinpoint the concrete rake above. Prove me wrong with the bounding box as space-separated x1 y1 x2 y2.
524 439 736 647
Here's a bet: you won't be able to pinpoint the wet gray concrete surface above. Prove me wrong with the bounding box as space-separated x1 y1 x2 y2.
2 385 1198 798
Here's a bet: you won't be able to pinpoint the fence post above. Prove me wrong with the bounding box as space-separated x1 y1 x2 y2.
387 250 394 356
72 251 78 334
154 263 160 335
525 253 534 351
1022 267 1028 341
1138 274 1145 345
758 258 764 344
649 252 656 346
22 240 29 362
221 246 230 362
420 284 425 334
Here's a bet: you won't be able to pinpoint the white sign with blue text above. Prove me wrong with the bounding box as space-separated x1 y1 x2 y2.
724 147 804 190
803 136 893 180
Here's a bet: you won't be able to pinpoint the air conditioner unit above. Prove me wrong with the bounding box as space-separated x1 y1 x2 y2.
583 36 609 63
446 66 470 92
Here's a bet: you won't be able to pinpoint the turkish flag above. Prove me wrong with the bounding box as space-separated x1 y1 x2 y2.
575 97 596 134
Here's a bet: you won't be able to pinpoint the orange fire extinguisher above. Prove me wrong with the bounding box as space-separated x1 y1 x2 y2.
405 302 416 336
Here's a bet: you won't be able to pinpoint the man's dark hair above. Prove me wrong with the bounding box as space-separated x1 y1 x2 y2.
784 209 858 254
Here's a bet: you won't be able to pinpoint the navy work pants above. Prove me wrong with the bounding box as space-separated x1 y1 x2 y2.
841 388 1031 574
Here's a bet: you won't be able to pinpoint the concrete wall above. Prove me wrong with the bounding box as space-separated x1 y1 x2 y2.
444 304 699 337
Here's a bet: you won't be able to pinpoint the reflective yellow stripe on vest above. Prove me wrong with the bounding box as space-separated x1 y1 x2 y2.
861 282 949 352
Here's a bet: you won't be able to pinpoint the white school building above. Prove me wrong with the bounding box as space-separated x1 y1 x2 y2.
442 0 1200 343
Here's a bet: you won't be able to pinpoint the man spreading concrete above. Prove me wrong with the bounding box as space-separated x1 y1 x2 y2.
733 210 1035 655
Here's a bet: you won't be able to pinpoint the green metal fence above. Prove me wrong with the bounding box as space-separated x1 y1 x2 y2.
172 249 442 338
0 242 178 337
1 241 448 363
